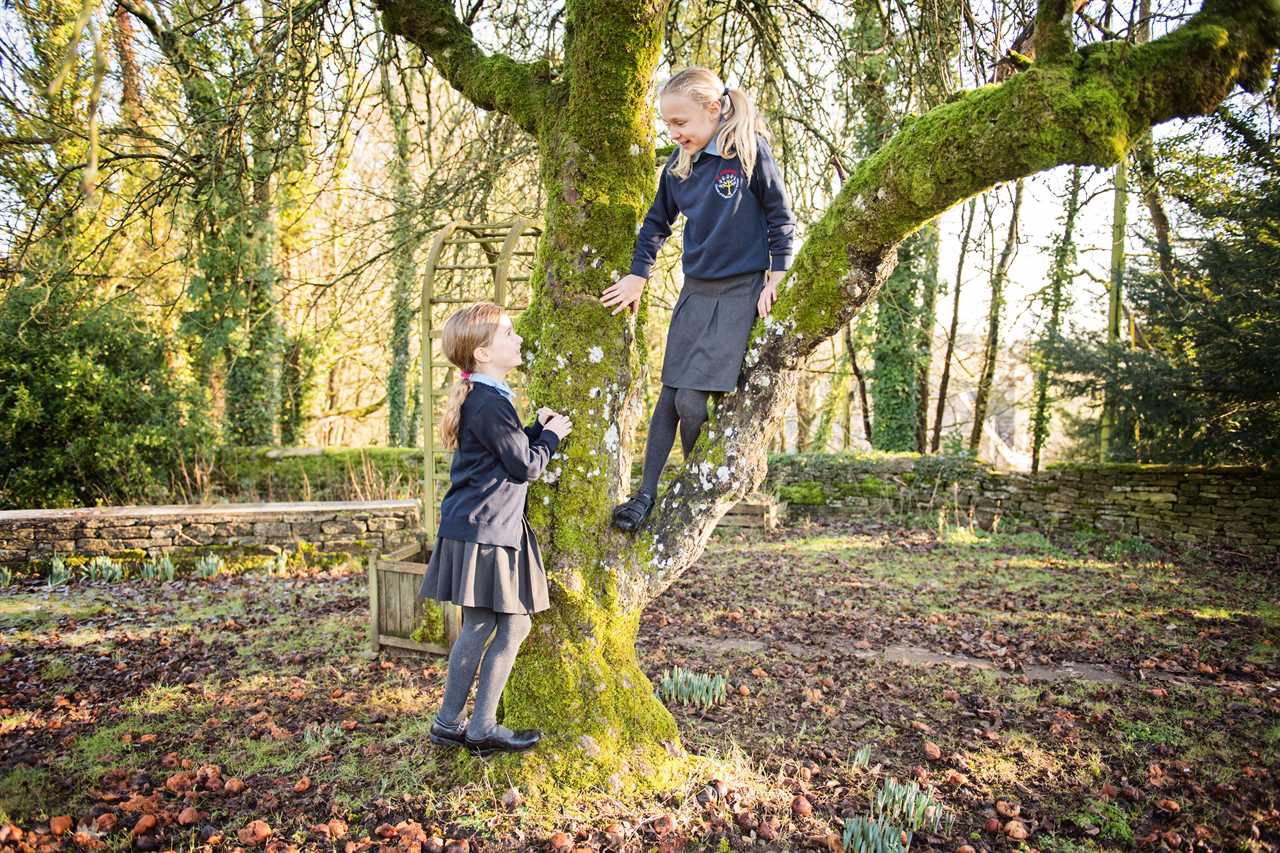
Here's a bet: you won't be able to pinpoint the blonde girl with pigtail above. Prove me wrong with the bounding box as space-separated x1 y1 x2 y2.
420 302 572 757
601 66 796 531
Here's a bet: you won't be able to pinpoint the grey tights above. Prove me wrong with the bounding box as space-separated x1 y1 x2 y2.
435 605 532 739
639 385 710 497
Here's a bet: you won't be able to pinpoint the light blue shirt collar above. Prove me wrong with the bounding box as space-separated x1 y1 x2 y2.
470 372 514 402
692 120 725 162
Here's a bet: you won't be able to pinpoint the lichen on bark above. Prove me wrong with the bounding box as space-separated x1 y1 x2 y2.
371 0 1280 796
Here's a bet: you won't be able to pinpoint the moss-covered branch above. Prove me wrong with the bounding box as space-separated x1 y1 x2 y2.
772 0 1278 346
374 0 552 136
637 0 1280 606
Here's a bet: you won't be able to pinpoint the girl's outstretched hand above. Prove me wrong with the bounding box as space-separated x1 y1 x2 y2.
601 274 646 315
543 412 573 440
757 270 784 317
536 406 557 425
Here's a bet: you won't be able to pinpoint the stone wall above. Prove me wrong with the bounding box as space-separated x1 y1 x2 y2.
766 454 1280 554
0 500 420 565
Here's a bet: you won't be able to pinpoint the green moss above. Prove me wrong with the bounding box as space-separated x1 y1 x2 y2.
777 481 827 506
845 475 897 498
1117 719 1188 746
480 588 701 804
1069 800 1134 845
0 766 61 824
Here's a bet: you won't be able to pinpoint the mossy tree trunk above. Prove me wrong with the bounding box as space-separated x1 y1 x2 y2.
121 0 293 445
226 41 283 446
931 197 976 452
914 224 940 452
1031 165 1082 473
1101 156 1128 461
380 41 419 447
377 0 1280 794
870 226 936 452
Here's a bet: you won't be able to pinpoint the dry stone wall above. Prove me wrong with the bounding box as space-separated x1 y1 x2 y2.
766 454 1280 554
0 501 419 565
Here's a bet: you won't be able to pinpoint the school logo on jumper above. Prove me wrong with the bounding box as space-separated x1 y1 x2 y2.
714 167 740 199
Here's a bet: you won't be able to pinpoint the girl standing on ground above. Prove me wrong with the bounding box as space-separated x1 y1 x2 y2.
421 302 572 757
601 66 796 531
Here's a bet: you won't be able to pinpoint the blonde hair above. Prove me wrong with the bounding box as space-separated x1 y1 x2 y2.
438 302 504 450
662 67 771 183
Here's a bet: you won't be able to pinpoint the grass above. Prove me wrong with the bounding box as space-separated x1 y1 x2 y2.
1069 799 1135 845
0 594 106 629
0 766 60 825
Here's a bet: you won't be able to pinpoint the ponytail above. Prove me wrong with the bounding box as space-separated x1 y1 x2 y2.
718 86 770 184
439 374 472 450
663 67 771 183
437 302 504 449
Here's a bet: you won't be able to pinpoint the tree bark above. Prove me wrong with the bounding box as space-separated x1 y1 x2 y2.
845 323 873 445
914 224 940 452
381 42 418 447
1031 166 1082 472
969 179 1024 452
374 0 1280 792
1132 0 1175 288
1102 157 1128 460
932 197 976 452
870 229 926 452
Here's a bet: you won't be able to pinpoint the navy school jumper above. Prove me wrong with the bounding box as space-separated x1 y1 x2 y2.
436 383 561 549
630 133 795 280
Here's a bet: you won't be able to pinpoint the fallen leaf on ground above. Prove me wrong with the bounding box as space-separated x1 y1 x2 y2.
237 819 272 845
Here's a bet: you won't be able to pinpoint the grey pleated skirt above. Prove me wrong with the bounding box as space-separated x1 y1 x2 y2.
419 517 550 615
661 270 766 392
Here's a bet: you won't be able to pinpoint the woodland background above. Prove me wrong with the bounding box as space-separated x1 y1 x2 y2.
2 0 1278 510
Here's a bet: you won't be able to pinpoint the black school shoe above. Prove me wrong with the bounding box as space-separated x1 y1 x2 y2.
429 717 468 748
463 728 542 758
611 491 655 532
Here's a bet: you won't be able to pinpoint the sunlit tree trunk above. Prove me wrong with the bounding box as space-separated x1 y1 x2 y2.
969 179 1023 452
375 0 1280 793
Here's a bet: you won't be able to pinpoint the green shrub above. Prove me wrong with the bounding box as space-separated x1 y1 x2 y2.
0 283 210 509
410 601 447 646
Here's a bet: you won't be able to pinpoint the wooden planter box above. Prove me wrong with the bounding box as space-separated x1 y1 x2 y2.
369 495 783 657
367 540 461 656
716 493 787 531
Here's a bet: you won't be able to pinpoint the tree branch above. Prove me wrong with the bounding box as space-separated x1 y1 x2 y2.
1032 0 1079 64
993 0 1088 81
632 0 1280 608
374 0 551 136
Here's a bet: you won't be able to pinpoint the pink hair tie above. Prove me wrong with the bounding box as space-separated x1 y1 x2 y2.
460 370 471 380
